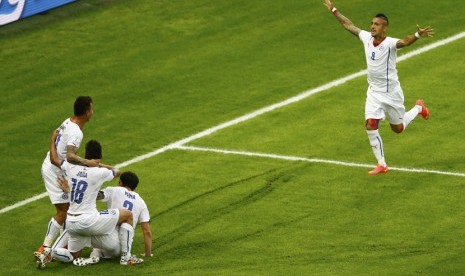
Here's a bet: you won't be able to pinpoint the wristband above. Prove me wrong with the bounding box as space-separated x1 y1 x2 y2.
331 7 338 15
414 32 420 39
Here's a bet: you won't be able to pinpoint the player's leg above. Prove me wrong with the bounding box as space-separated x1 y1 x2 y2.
366 119 388 173
35 165 70 268
37 164 70 250
117 209 143 265
91 229 121 258
393 100 429 133
365 94 388 174
51 229 73 263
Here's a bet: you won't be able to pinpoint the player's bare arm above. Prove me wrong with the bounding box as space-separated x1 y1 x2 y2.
49 129 62 168
140 222 153 257
397 24 434 48
323 0 361 37
66 145 100 167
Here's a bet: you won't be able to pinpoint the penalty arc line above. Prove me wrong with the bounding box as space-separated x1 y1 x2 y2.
1 31 465 215
175 145 465 178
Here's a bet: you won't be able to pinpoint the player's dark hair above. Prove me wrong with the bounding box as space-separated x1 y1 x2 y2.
74 96 93 116
120 171 139 191
85 140 102 159
375 13 389 26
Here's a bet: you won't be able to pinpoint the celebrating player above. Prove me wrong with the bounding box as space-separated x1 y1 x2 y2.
52 171 151 266
323 0 434 174
35 96 99 265
60 140 139 265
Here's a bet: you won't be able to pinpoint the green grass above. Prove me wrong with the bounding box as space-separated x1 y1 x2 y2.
1 0 465 275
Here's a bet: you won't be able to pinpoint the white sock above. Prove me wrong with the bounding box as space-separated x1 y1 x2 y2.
52 229 68 250
43 218 62 247
367 130 386 167
119 223 134 259
402 105 421 131
52 248 74 263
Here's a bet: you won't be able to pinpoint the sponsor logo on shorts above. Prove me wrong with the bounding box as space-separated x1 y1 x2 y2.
110 209 117 216
62 193 69 200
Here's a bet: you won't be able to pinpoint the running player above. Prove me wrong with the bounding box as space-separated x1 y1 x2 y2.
323 0 434 174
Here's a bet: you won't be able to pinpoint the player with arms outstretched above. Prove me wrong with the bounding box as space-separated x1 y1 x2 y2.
323 0 433 174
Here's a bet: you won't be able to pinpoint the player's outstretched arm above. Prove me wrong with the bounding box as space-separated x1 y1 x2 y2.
323 0 361 37
397 24 434 48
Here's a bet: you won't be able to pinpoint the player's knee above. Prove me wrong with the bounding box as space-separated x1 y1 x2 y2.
119 209 133 224
365 119 380 130
390 124 404 134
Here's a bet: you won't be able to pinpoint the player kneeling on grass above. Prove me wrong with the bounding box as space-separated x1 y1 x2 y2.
37 140 142 268
51 171 151 266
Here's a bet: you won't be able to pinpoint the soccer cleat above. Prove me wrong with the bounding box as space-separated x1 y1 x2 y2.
34 245 45 256
416 99 430 120
73 256 100 266
368 164 389 175
35 247 51 269
120 255 144 265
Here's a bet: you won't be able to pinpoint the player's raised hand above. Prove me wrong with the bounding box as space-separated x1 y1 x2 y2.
323 0 335 11
417 24 434 38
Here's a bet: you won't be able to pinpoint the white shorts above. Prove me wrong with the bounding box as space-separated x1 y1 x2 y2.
66 209 119 253
41 159 69 204
365 86 405 125
91 228 121 258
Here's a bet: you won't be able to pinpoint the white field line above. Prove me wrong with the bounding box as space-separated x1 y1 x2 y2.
1 31 464 215
177 145 465 178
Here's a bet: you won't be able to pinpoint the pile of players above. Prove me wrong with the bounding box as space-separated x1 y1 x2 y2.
34 96 152 268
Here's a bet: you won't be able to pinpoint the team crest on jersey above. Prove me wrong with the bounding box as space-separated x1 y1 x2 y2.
379 45 385 51
62 193 69 200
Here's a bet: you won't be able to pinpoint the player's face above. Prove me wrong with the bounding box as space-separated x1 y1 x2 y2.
370 17 387 38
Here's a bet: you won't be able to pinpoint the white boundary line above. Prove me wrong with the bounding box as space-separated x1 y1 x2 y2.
1 31 464 215
176 145 465 178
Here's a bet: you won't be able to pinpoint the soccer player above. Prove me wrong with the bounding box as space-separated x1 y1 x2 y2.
52 171 151 266
323 0 434 174
35 96 99 263
91 171 152 260
48 140 140 268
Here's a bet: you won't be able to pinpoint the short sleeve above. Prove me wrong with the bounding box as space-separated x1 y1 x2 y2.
138 199 151 223
359 30 371 43
67 128 83 149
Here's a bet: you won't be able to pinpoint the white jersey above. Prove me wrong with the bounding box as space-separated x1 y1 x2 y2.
359 30 400 93
61 161 115 216
44 118 83 165
100 186 150 229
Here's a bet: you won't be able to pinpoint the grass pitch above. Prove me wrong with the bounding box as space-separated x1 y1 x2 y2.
1 0 465 275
